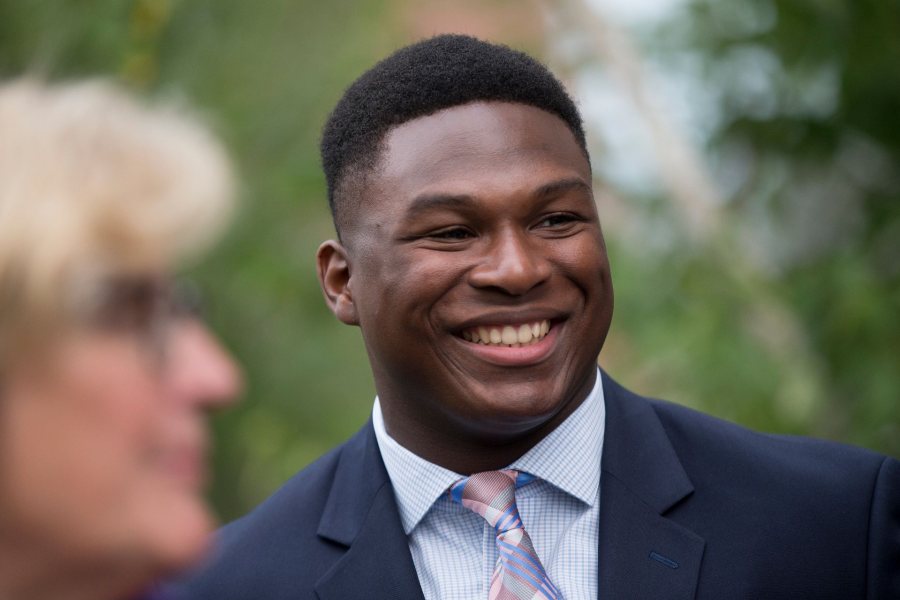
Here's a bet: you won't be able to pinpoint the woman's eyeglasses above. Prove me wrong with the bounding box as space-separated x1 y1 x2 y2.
82 275 206 364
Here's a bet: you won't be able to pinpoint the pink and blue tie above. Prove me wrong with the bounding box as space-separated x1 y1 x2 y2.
450 470 562 600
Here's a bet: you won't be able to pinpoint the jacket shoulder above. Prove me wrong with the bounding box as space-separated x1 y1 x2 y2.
647 393 897 597
604 377 899 597
647 395 889 487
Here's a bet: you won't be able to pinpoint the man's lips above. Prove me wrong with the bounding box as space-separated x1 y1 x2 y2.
454 319 562 367
461 319 551 347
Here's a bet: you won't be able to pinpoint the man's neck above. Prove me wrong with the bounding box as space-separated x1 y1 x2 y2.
381 372 598 474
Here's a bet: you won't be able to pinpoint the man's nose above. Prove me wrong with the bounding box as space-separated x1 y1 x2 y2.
468 228 551 296
164 320 242 410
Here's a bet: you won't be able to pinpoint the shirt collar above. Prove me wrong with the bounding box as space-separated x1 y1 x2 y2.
372 368 605 535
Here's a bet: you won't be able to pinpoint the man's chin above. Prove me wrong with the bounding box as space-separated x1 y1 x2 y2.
447 386 575 437
452 361 596 432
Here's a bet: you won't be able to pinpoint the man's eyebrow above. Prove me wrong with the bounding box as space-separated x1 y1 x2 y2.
403 177 592 218
404 193 476 218
534 177 593 199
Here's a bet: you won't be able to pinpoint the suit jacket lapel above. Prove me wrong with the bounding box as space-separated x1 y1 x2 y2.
314 422 425 600
313 375 705 600
598 372 706 599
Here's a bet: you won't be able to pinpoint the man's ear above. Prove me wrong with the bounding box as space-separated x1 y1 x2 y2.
316 240 359 325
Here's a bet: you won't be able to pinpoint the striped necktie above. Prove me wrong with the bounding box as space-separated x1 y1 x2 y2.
450 469 562 600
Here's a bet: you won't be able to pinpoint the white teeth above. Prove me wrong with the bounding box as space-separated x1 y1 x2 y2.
517 324 533 344
461 320 552 347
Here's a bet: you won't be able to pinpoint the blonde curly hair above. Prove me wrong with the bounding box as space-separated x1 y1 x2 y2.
0 79 235 368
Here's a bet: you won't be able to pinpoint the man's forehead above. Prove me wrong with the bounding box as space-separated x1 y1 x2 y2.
377 101 589 183
383 101 569 147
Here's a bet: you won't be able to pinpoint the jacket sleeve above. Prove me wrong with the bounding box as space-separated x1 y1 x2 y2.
867 456 900 600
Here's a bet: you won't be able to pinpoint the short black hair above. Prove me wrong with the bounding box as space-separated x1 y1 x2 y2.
320 34 588 234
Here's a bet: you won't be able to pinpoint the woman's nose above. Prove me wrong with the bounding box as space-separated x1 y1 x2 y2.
164 320 242 410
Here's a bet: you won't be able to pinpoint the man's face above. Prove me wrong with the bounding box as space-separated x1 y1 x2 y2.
319 101 613 449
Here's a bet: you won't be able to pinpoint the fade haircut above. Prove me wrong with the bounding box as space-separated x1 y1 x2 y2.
320 34 588 235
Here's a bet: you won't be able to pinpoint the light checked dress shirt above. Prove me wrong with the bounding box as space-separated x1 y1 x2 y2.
372 368 606 600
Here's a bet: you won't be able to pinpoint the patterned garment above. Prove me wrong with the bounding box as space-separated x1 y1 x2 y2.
450 470 562 600
372 368 605 599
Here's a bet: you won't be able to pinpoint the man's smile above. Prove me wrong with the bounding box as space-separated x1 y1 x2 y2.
453 319 563 367
460 319 551 346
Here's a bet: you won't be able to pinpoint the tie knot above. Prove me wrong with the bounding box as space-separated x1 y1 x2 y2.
449 470 561 599
450 469 528 533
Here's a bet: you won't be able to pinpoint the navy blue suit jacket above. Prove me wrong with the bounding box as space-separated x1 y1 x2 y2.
176 373 900 599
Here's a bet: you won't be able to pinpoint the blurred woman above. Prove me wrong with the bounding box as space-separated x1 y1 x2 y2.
0 79 241 600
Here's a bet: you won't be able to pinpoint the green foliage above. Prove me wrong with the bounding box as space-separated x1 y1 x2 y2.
607 0 900 457
1 0 895 521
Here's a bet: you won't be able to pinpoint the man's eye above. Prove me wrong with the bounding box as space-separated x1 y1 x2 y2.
536 213 578 228
430 227 473 240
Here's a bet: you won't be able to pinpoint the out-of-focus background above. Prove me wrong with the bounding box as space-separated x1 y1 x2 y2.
2 0 897 520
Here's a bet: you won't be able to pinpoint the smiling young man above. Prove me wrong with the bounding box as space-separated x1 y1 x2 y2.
318 98 611 478
177 35 899 600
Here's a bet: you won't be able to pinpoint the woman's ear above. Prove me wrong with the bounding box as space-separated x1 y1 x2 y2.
316 240 359 325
